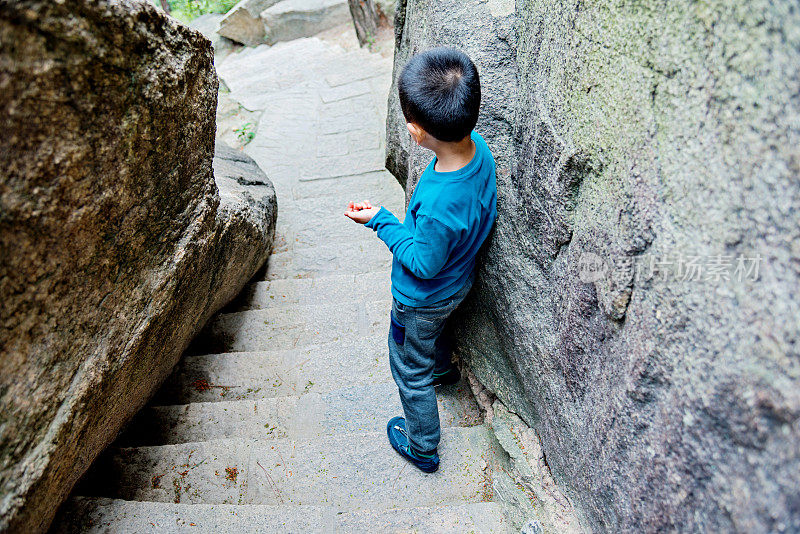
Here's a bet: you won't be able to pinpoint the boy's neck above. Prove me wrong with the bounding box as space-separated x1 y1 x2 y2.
431 134 476 173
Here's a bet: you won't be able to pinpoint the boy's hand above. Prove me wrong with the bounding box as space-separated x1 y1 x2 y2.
346 200 372 212
344 199 381 224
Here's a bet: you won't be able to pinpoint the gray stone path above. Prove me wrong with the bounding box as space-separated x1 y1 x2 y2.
53 29 514 533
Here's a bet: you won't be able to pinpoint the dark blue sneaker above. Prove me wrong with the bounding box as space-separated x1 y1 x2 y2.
433 367 460 387
386 416 440 473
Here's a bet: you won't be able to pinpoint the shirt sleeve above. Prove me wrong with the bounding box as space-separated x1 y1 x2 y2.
364 206 459 279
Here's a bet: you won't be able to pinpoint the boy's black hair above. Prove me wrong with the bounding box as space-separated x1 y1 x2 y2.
398 47 480 142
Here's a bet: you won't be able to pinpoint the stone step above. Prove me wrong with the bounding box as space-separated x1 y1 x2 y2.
269 199 406 251
275 193 405 223
261 0 352 45
120 381 482 446
217 38 335 95
322 53 393 87
260 239 394 281
223 271 391 312
218 36 388 92
268 204 405 253
275 220 403 255
288 170 404 201
54 498 514 533
269 219 395 258
187 299 391 354
77 427 500 508
153 338 388 404
217 37 389 112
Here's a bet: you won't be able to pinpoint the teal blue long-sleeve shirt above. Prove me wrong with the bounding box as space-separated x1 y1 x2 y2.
365 130 497 306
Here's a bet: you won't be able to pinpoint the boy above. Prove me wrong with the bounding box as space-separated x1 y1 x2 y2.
344 47 497 473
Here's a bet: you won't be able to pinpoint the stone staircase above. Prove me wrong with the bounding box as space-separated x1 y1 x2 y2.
52 27 516 534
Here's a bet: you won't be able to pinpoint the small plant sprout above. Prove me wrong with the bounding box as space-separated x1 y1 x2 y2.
234 122 255 146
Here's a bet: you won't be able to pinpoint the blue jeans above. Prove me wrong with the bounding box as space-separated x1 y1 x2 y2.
387 278 473 453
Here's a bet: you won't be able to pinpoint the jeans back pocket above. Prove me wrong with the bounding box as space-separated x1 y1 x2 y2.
390 311 405 345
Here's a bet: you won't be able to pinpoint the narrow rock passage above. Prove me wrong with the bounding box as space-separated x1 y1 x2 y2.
54 29 513 533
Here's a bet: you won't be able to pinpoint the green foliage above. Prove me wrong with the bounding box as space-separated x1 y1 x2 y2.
166 0 238 23
234 122 255 146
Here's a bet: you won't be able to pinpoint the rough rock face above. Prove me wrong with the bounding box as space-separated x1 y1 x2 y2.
387 0 800 531
0 2 277 532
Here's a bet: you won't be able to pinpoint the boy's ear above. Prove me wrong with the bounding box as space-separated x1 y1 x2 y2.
406 122 424 145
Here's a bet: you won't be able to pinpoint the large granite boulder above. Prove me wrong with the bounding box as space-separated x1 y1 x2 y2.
217 0 281 46
261 0 350 45
216 0 350 46
387 0 800 531
0 1 277 532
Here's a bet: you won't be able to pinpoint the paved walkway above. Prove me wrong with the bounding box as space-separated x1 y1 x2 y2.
55 29 513 533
